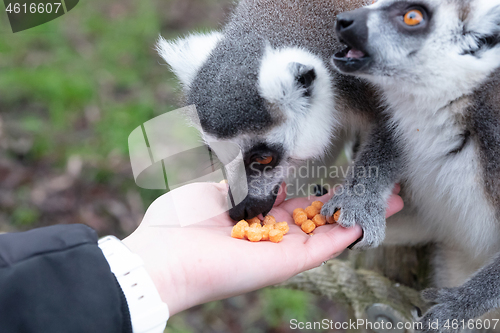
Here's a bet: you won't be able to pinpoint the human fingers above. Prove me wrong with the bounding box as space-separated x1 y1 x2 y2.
385 194 404 218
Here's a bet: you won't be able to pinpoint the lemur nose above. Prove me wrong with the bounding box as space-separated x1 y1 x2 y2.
337 14 355 31
335 8 370 47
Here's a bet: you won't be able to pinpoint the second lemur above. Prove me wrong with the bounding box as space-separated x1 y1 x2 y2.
325 0 500 329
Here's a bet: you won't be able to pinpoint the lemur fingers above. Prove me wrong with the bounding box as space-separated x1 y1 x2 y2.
321 189 386 250
418 287 482 333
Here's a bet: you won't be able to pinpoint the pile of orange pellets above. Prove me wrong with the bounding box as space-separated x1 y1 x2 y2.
292 201 339 234
230 201 340 243
231 215 289 243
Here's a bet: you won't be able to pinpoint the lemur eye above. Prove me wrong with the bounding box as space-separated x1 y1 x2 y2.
255 156 273 165
404 9 424 26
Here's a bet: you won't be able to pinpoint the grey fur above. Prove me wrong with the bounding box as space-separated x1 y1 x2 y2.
321 116 403 248
467 71 500 219
419 249 500 332
416 70 500 330
187 36 270 138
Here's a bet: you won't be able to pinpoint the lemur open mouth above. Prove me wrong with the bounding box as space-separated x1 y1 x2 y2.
337 43 367 59
332 39 372 73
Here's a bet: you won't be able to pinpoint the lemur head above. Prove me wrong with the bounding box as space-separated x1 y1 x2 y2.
332 0 500 97
157 33 335 221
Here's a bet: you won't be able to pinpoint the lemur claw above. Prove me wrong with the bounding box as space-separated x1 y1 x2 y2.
321 188 386 250
418 287 471 333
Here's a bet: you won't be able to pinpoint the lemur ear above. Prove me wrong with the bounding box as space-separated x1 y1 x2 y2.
258 46 326 110
289 63 317 97
156 32 223 90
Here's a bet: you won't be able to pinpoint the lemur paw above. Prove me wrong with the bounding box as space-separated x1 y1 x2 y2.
418 287 470 333
321 189 386 250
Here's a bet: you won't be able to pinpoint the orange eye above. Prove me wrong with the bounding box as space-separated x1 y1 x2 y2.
404 9 424 26
255 156 273 165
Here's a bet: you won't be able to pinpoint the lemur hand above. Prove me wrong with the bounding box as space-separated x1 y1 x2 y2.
321 183 401 249
123 182 403 315
418 251 500 333
418 287 471 333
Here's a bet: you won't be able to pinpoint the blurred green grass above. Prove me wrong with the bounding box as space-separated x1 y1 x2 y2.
0 0 195 230
1 0 176 164
0 1 348 331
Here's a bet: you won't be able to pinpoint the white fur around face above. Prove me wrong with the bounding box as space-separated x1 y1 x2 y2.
258 46 337 160
156 32 223 90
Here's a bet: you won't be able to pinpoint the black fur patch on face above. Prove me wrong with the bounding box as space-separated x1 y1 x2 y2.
466 69 500 218
187 35 275 139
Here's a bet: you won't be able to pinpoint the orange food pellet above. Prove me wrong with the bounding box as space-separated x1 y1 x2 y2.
262 224 274 241
293 208 305 219
312 214 327 227
231 215 291 242
294 211 308 226
325 210 341 224
305 206 320 219
333 210 341 222
263 215 276 225
311 201 324 210
231 221 249 239
237 220 249 226
246 224 263 242
246 217 261 226
269 229 284 243
275 222 289 235
301 220 316 234
231 208 332 241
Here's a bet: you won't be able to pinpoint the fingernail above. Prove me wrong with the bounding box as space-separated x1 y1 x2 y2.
348 236 363 250
414 306 423 317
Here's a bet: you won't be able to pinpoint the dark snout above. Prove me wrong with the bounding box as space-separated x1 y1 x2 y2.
332 8 372 73
228 186 279 221
336 9 370 48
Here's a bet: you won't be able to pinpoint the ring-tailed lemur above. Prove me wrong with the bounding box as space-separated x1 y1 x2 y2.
325 0 500 328
156 0 385 221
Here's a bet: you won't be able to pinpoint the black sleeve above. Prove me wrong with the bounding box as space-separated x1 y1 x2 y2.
0 224 132 333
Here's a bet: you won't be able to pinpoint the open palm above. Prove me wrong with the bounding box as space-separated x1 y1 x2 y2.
123 183 403 315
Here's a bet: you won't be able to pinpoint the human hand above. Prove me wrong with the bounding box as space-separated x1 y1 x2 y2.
122 182 403 315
